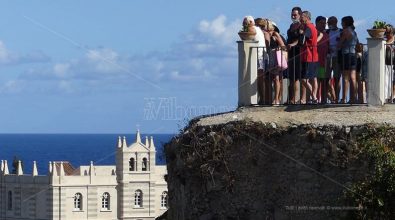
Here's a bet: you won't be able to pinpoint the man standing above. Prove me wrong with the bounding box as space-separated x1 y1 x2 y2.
287 7 303 104
300 11 319 104
326 16 342 103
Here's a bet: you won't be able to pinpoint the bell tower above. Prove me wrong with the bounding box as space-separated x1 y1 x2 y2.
116 130 157 219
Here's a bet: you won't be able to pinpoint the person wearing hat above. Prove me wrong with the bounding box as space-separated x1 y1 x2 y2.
265 19 286 105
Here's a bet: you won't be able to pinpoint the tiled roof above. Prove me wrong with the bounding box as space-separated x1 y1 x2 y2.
53 161 75 176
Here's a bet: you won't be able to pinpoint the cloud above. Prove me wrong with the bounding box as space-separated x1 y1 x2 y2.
4 15 240 94
198 15 241 45
0 41 50 65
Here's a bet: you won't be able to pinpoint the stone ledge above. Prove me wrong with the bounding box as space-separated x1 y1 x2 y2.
197 105 395 128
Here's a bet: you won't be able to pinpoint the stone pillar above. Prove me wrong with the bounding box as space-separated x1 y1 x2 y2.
367 38 386 106
238 41 259 106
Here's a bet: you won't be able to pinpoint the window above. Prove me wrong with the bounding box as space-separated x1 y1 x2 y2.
134 190 143 208
101 193 110 210
161 191 168 209
7 191 12 210
74 193 82 211
129 158 135 171
142 158 148 171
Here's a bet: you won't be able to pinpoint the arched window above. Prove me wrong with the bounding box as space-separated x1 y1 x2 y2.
7 191 12 210
134 190 143 208
74 193 82 210
101 192 110 210
129 158 135 171
142 158 147 171
161 191 168 209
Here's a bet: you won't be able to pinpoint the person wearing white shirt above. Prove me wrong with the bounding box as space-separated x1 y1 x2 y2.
244 16 268 104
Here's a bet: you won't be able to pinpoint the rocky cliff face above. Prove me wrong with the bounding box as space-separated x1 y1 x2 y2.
165 106 395 220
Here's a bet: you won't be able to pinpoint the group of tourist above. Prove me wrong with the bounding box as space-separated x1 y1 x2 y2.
243 6 395 105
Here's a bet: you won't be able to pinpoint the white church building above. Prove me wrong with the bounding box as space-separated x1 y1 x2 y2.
0 131 168 220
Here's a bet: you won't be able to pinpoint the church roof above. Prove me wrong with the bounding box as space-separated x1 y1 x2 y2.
53 161 75 176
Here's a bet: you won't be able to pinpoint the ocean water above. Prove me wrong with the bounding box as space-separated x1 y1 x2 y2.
0 134 174 175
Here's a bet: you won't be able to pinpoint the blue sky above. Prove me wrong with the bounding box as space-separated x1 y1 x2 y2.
0 0 393 134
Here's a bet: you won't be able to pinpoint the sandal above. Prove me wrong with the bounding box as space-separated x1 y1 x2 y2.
272 100 280 106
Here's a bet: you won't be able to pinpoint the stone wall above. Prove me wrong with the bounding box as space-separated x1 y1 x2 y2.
165 120 385 220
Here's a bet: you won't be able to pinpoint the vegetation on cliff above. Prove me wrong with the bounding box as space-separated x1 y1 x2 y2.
345 125 395 219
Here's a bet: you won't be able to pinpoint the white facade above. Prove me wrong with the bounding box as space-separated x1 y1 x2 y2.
0 131 168 220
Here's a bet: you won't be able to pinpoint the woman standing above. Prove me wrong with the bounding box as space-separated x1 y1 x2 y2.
264 20 286 105
255 18 272 104
338 16 358 103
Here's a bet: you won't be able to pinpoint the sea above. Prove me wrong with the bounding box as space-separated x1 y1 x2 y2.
0 134 174 175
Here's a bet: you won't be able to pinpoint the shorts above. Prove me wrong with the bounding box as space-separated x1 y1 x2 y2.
282 69 289 78
339 53 357 71
288 54 302 80
326 56 341 78
317 66 327 79
301 62 319 79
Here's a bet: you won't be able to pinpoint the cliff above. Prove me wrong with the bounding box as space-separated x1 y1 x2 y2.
165 105 395 220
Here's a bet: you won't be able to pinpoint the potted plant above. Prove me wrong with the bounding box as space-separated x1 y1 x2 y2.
238 18 256 40
367 20 388 38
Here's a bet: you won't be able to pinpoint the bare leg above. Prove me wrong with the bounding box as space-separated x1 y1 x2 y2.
311 77 318 101
350 70 357 103
292 79 300 104
301 79 311 103
328 78 336 103
335 77 341 103
342 71 350 103
273 74 281 104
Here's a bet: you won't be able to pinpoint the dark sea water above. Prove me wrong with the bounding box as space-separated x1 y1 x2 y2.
0 134 174 175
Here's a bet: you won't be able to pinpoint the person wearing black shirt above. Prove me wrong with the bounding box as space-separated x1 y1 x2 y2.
287 7 303 104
